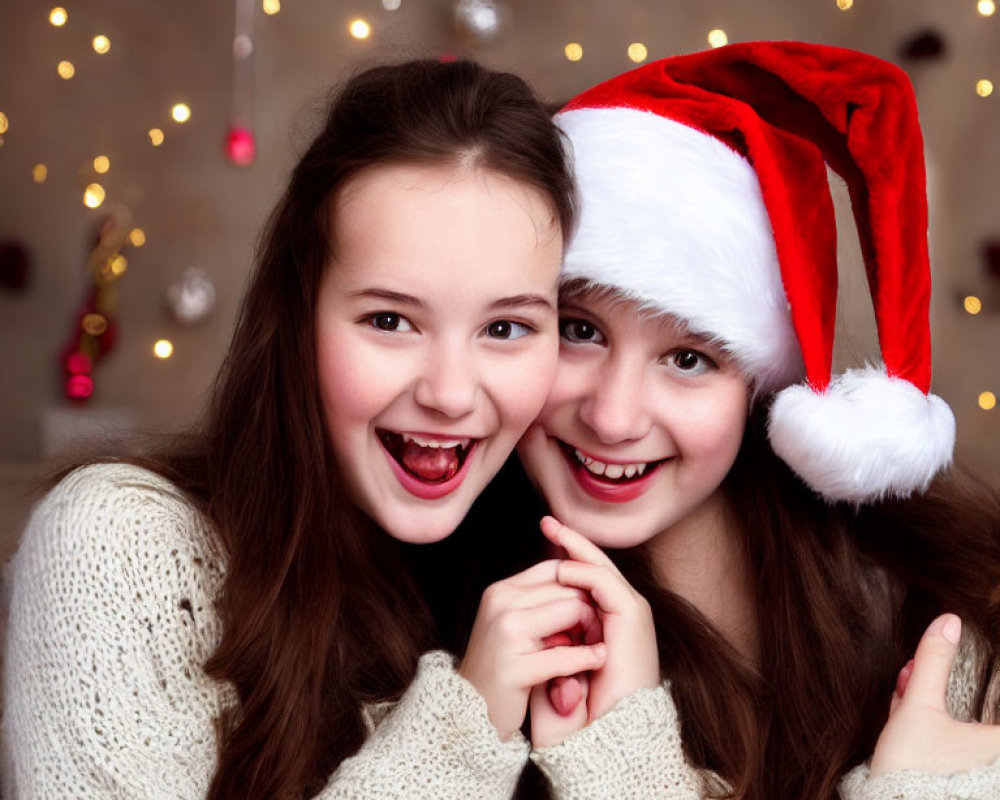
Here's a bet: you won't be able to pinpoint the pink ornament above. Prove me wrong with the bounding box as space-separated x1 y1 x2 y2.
66 374 94 400
66 351 92 375
225 125 256 166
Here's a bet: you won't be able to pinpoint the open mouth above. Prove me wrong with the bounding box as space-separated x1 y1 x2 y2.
557 439 668 484
378 430 475 484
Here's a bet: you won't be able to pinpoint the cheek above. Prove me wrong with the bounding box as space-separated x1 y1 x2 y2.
316 329 394 433
489 337 559 427
680 391 748 470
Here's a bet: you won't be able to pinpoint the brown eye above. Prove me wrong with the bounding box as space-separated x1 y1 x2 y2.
372 313 401 331
675 349 701 370
560 319 603 344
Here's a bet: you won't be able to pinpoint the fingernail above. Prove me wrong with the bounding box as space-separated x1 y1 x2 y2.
942 614 962 644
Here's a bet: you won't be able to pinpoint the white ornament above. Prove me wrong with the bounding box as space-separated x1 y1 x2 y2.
166 267 216 325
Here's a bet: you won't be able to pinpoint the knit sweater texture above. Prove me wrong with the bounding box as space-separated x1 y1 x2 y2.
3 463 999 798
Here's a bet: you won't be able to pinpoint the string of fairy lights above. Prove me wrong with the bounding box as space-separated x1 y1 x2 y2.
0 0 996 412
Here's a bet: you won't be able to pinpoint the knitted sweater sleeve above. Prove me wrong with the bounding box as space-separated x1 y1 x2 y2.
2 464 528 800
530 683 709 799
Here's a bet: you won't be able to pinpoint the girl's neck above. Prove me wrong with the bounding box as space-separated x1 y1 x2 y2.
646 491 759 665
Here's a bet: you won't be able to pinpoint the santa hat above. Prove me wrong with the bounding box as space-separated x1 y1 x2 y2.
556 41 955 504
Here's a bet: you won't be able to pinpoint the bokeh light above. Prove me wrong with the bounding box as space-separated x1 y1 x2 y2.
708 29 728 48
49 7 67 26
979 391 998 411
57 60 75 79
262 0 281 14
383 0 402 9
976 79 994 97
129 228 146 247
84 183 106 208
349 18 372 39
92 35 111 54
32 164 48 183
171 103 191 123
964 295 983 315
93 155 110 174
0 112 8 134
836 0 853 9
564 42 583 61
153 339 174 359
627 42 648 63
148 128 165 146
979 0 996 16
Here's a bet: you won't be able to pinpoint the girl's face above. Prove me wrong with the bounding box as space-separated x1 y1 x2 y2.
517 290 750 549
316 162 563 544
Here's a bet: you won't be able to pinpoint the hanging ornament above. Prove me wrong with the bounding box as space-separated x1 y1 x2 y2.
898 30 947 62
226 0 257 166
453 0 508 45
58 214 133 401
226 125 256 166
0 240 32 293
166 267 216 325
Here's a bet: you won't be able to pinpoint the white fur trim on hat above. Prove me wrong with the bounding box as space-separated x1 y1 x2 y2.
768 365 956 503
557 106 804 393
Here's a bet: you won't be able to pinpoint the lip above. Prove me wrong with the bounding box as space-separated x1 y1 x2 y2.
557 440 665 504
378 433 479 501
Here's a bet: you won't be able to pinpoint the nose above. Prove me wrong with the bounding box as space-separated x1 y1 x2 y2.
413 338 479 419
577 352 652 444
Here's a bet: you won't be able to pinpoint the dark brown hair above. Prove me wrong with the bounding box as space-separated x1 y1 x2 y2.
151 59 575 799
608 405 1000 799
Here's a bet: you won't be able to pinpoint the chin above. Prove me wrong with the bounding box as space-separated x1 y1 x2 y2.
372 504 467 545
552 502 661 550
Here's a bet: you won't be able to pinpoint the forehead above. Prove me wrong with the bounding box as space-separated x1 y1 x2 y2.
559 281 696 336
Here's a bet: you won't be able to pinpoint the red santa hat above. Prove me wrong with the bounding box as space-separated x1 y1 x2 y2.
556 41 955 504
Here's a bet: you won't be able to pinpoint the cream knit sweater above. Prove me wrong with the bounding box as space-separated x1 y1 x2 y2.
3 464 999 798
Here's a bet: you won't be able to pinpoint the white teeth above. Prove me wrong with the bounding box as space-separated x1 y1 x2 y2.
402 434 470 449
572 448 654 480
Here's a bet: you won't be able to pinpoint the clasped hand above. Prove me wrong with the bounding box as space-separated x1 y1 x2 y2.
458 516 659 747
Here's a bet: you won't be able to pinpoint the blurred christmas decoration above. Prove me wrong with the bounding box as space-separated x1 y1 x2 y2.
899 29 947 62
453 0 508 44
166 267 216 325
0 240 32 293
58 214 136 401
227 0 257 166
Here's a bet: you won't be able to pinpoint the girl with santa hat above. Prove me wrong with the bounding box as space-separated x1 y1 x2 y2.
477 41 1000 798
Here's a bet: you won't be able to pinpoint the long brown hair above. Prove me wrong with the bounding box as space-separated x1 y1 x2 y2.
150 60 576 799
608 404 1000 799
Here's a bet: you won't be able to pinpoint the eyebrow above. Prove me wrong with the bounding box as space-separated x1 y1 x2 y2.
350 289 553 311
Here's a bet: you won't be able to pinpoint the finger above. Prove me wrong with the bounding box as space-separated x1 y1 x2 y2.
499 582 592 613
547 675 585 717
556 559 637 616
522 642 607 687
503 558 565 587
542 632 574 649
901 614 962 712
541 516 619 571
508 597 599 645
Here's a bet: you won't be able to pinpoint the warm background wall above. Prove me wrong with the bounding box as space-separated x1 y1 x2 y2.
1 0 998 555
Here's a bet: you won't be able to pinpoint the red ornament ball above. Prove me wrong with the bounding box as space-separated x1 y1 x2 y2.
225 125 256 166
66 374 94 400
66 351 92 375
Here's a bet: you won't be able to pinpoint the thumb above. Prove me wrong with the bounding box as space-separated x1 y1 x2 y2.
902 613 962 712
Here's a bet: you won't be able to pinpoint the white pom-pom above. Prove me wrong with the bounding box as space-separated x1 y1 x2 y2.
768 366 956 504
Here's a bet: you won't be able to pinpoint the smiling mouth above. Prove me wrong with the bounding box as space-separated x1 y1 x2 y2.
378 431 475 484
557 440 668 484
